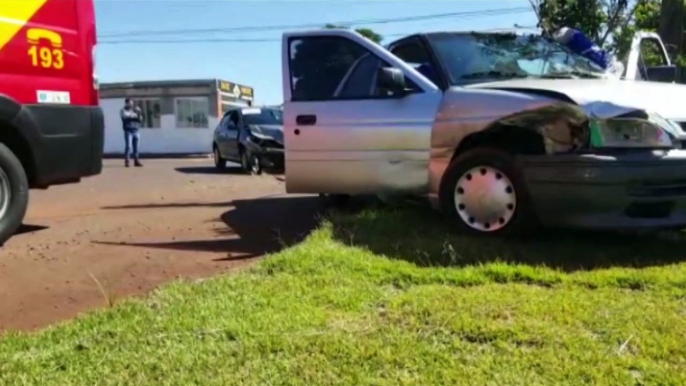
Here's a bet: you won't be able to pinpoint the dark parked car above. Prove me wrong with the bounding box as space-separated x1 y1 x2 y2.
213 106 284 174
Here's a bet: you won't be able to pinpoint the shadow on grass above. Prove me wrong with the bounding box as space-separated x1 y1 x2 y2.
329 201 686 272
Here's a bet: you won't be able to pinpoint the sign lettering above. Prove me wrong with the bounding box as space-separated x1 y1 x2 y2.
26 28 64 70
217 80 254 101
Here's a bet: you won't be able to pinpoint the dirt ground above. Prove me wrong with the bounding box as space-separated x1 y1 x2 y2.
0 158 321 332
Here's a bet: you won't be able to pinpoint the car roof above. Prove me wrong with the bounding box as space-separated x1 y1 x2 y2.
225 105 281 114
386 29 542 47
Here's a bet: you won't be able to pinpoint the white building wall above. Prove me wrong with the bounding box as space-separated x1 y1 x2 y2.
101 97 218 155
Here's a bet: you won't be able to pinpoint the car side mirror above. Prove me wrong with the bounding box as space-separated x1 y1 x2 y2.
645 65 677 83
377 67 407 97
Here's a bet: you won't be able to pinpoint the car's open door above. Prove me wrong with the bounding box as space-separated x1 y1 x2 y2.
281 29 443 195
624 31 676 83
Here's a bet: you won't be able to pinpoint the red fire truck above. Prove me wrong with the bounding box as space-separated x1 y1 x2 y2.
0 0 104 245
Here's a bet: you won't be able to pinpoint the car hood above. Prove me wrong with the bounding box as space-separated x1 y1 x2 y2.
248 124 284 144
467 79 686 123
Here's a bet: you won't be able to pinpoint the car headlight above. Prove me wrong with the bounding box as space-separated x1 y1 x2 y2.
590 117 673 148
248 132 265 144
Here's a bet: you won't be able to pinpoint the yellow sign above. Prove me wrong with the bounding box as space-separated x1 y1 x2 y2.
218 80 253 100
218 80 232 92
26 28 64 69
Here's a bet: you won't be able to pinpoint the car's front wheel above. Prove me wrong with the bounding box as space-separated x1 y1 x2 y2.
249 154 262 175
240 149 251 174
440 148 536 237
0 143 29 246
213 145 226 170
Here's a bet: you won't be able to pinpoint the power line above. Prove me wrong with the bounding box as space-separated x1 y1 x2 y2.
98 6 531 39
99 33 413 45
100 37 280 45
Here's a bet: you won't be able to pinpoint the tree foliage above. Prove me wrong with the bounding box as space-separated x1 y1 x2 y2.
613 0 662 61
324 24 383 44
531 0 631 49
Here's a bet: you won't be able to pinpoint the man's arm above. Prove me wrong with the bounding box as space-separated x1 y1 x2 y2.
121 108 142 122
133 107 143 122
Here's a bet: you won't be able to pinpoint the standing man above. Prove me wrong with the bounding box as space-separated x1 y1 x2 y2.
120 98 143 167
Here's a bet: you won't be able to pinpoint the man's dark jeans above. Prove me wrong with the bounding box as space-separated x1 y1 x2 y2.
124 129 140 162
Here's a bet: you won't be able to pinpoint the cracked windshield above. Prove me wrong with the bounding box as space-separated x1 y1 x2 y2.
430 33 606 84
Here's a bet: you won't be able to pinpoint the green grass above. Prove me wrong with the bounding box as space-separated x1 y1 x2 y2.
2 206 686 385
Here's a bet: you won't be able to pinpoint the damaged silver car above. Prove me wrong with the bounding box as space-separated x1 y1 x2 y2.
281 29 686 235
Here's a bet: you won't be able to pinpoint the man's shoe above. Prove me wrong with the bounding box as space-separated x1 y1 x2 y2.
134 161 143 167
125 161 130 168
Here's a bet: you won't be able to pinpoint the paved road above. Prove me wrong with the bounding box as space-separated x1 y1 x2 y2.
0 159 320 331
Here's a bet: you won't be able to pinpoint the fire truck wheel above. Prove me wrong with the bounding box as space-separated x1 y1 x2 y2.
0 143 29 246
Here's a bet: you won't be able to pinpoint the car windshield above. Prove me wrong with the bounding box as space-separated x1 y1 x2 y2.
427 32 606 85
242 108 283 125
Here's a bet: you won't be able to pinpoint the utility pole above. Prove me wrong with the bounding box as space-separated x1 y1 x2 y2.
658 0 685 60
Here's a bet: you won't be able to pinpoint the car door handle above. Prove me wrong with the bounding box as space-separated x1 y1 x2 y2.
296 115 317 125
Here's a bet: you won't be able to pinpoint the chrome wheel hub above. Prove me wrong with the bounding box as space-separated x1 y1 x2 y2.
214 148 220 164
0 166 10 221
454 166 516 232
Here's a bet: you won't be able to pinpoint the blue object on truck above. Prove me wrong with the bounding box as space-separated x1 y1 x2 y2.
552 27 610 69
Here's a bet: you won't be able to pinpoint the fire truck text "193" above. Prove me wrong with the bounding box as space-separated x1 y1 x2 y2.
26 28 64 70
28 45 64 69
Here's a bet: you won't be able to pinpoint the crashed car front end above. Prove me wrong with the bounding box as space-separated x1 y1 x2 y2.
244 124 285 170
430 86 686 230
421 30 686 230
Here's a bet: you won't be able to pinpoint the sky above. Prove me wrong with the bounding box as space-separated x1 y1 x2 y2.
95 0 539 105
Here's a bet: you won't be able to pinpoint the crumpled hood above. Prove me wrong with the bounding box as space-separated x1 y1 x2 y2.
248 124 284 144
467 79 686 122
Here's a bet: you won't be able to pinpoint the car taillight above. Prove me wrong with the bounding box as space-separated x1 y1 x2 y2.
92 45 99 90
91 44 99 105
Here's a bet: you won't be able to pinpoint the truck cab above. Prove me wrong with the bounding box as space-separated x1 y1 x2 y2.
623 31 676 83
0 0 104 245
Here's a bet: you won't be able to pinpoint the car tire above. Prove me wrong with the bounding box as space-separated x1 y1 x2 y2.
213 145 226 170
240 149 251 174
439 148 537 237
250 154 262 175
0 143 29 246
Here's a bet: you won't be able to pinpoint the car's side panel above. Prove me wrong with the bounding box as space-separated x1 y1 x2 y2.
226 111 241 161
282 29 442 194
427 87 559 206
285 94 442 194
214 113 229 159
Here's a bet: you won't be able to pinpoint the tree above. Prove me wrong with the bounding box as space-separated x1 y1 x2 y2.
658 0 685 56
530 0 630 48
324 24 383 44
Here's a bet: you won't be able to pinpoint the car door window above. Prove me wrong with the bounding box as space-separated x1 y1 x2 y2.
226 111 239 136
637 38 669 79
217 113 230 132
390 39 439 86
288 36 419 101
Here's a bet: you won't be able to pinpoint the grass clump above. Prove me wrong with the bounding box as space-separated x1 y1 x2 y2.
1 206 686 385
